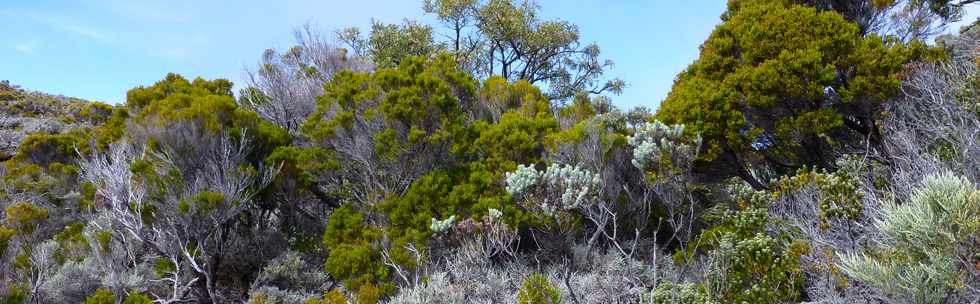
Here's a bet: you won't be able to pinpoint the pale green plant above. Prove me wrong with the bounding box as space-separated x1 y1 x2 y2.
430 215 457 234
839 172 980 303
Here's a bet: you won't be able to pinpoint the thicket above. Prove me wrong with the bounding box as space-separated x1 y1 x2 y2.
0 0 978 303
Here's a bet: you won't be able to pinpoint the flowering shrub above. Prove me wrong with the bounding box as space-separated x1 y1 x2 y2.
505 163 602 253
626 121 700 177
504 164 538 199
429 215 456 234
505 163 602 215
644 282 714 304
690 186 807 304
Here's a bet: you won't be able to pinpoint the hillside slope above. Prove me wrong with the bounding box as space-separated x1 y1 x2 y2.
0 81 107 160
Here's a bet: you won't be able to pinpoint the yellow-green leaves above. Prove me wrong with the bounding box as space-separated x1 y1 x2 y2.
16 130 91 166
178 191 227 215
5 202 48 235
323 205 389 293
369 20 439 68
657 0 928 184
517 273 561 304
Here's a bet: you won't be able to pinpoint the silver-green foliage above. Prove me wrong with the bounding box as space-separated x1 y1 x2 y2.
429 215 456 234
247 251 329 302
627 121 686 170
644 282 716 304
384 272 467 304
504 163 602 216
839 172 980 303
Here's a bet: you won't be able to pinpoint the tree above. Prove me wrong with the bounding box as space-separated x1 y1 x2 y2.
423 0 481 69
460 0 625 101
82 75 285 303
337 20 441 69
656 0 930 189
337 0 627 102
242 23 372 133
796 0 979 40
301 54 476 202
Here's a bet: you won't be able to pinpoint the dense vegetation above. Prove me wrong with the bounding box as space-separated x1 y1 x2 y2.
1 0 978 303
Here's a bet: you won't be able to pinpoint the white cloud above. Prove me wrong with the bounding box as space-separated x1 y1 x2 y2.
83 0 193 23
14 42 37 56
25 12 114 44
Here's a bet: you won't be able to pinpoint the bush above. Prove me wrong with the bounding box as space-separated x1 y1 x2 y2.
323 206 390 294
517 272 561 304
655 0 931 185
384 272 466 303
505 163 602 252
302 289 347 304
770 167 864 229
382 170 465 246
1 284 27 304
122 292 153 304
839 172 980 303
695 190 807 303
0 226 14 257
248 286 319 304
84 289 116 304
250 251 329 294
505 163 603 215
627 120 699 177
16 130 90 166
39 259 101 303
5 201 48 235
645 282 714 304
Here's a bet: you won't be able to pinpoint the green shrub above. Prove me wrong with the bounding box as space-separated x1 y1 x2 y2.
382 170 465 245
655 0 932 182
16 130 90 166
77 102 114 124
265 146 339 188
771 167 864 229
125 73 289 161
5 201 49 235
1 284 27 304
302 289 347 304
323 206 390 293
53 221 89 262
177 191 227 215
355 283 381 304
0 226 14 257
517 273 561 304
840 172 980 303
645 282 714 304
122 291 153 304
696 193 806 303
84 289 115 304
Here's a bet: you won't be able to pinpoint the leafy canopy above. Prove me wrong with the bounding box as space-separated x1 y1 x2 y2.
656 0 932 187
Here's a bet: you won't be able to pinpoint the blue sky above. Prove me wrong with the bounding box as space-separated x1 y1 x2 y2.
1 1 976 110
